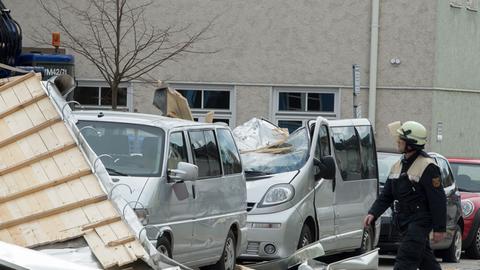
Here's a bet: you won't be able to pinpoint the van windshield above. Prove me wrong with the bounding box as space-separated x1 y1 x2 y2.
77 120 165 177
241 127 309 176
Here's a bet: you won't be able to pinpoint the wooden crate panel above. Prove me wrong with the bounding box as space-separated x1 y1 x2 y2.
0 73 148 268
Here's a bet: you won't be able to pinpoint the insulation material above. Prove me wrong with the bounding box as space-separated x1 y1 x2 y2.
0 73 168 269
232 118 289 153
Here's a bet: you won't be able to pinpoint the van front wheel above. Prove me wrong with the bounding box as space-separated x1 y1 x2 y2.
157 236 172 258
297 223 313 249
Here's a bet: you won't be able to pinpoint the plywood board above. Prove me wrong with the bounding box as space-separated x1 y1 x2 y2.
0 74 150 268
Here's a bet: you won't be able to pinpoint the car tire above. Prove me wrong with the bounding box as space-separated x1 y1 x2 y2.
157 236 172 258
466 224 480 259
356 226 374 254
441 224 462 263
297 223 314 249
202 230 236 270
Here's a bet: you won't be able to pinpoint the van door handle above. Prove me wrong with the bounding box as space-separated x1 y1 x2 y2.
192 185 196 199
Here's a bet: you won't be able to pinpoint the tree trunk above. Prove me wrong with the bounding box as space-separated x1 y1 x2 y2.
111 81 118 110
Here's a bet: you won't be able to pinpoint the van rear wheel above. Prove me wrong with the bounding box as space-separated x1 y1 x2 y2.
357 226 373 254
441 224 462 263
202 230 236 270
298 223 314 249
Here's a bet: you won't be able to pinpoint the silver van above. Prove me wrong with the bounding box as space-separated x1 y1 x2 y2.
239 117 379 260
73 111 247 269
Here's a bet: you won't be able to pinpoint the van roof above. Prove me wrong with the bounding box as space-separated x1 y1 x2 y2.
329 118 372 127
72 110 221 130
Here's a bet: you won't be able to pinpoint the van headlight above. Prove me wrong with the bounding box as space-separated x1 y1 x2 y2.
462 200 475 218
259 184 295 207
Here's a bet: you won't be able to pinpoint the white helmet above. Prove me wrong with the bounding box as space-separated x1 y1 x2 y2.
396 121 427 147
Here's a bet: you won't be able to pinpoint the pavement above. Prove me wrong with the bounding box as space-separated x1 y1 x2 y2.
379 255 480 270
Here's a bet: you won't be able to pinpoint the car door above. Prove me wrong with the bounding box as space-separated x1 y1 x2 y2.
330 125 378 249
187 129 227 263
162 130 195 262
310 118 336 251
436 157 461 248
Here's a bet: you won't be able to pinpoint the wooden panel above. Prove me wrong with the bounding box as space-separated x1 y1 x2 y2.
0 73 149 267
0 195 107 230
0 143 77 176
0 73 35 93
0 169 91 204
0 117 61 149
0 94 47 119
84 231 118 269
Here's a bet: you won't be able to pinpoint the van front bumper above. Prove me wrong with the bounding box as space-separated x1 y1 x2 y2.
239 206 303 261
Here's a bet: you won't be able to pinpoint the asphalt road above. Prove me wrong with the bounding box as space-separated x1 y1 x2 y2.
379 255 480 270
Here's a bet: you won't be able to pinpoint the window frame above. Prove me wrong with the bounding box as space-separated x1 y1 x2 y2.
330 125 363 181
74 79 133 111
216 128 243 175
187 128 223 179
169 83 236 127
166 131 189 171
273 87 339 132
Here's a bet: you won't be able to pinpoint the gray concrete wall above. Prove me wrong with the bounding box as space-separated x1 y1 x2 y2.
434 1 480 90
339 87 370 120
430 90 480 158
376 0 437 87
235 85 271 125
374 88 433 151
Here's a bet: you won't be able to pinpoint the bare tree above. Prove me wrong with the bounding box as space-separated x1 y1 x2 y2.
34 0 214 109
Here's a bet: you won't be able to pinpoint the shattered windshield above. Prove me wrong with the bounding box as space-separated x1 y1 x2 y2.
241 127 309 176
77 120 165 177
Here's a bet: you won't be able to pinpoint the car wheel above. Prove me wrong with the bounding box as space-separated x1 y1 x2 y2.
157 236 172 258
466 224 480 259
357 226 374 254
442 224 462 263
202 230 236 270
297 223 314 249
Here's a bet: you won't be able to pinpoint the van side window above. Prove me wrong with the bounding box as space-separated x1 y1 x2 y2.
437 158 454 187
168 132 188 170
189 130 222 178
331 126 362 181
217 129 242 175
356 126 378 179
315 125 331 159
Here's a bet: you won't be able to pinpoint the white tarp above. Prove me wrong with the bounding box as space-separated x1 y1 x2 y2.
232 118 288 152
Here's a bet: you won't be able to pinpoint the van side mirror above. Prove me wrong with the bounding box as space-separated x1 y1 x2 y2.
314 156 336 180
169 162 198 182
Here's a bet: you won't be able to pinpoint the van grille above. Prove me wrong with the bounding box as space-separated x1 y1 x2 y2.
246 241 260 255
247 202 256 212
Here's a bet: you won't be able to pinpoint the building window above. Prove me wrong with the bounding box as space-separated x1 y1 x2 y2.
171 84 235 127
274 88 338 133
73 80 132 111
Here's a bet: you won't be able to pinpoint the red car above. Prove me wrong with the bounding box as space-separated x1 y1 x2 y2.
448 158 480 259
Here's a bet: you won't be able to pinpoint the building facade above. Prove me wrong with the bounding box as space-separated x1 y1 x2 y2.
6 0 480 158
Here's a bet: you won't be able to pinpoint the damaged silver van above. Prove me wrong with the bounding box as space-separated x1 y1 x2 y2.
73 111 247 270
239 117 379 260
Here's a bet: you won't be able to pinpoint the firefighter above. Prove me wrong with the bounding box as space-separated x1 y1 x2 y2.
364 121 447 270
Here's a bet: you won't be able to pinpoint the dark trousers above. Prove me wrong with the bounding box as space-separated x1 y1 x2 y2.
394 222 441 270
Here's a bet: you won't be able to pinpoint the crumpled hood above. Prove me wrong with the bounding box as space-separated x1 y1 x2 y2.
246 171 298 203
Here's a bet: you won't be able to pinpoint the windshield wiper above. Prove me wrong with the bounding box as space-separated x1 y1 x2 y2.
244 170 268 176
105 167 129 176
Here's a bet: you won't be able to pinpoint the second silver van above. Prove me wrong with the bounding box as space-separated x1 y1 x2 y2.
239 117 380 260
